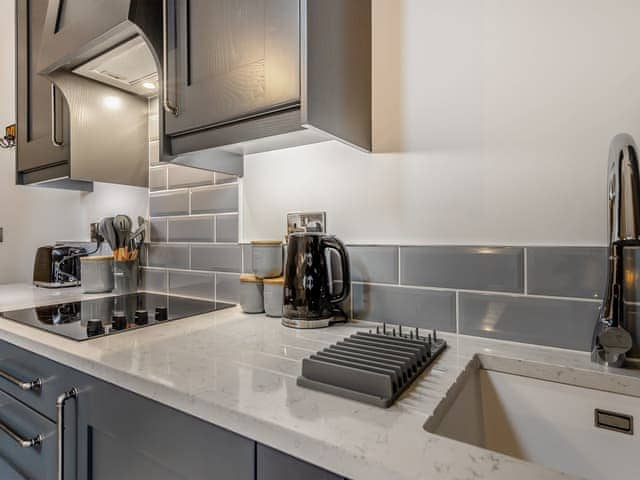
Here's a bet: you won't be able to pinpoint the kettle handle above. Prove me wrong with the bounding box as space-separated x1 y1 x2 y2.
321 237 351 305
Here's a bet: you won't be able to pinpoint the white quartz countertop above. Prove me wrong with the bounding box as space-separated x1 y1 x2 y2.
0 284 638 480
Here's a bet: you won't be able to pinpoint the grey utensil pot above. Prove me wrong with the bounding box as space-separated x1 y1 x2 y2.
113 260 138 294
81 256 114 293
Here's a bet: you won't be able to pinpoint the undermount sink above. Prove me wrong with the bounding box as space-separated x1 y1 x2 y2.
424 355 640 480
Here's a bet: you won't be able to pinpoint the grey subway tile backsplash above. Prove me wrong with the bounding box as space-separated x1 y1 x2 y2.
459 292 599 351
348 246 398 284
527 247 606 299
352 283 456 332
216 273 241 303
168 217 215 243
148 244 190 269
169 271 215 300
149 167 167 191
191 245 242 272
150 191 189 217
141 268 167 293
400 246 524 293
216 215 239 243
168 166 215 189
191 185 239 214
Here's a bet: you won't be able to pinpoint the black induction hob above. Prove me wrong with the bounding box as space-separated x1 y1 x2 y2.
0 293 234 341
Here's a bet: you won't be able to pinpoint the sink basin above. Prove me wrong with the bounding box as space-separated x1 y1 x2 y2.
424 355 640 480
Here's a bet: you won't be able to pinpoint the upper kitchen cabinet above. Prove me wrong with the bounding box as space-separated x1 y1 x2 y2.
15 0 83 189
15 0 164 190
162 0 372 175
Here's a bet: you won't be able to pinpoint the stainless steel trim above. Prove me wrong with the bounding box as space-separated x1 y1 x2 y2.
0 368 42 391
281 317 333 329
162 0 179 115
50 84 64 147
595 408 634 435
57 388 78 480
0 419 42 448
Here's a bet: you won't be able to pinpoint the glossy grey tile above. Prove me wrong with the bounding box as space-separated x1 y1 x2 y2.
348 246 398 284
459 292 599 351
168 166 215 189
169 271 215 300
149 167 166 191
150 191 189 217
400 246 523 293
191 185 238 215
149 140 160 165
527 247 606 299
148 244 190 269
242 245 253 273
191 245 242 273
216 273 240 303
140 268 166 293
149 219 167 243
168 217 214 243
216 215 239 243
352 283 456 332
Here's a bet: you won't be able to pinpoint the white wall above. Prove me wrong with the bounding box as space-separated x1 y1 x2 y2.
0 0 148 284
243 0 640 246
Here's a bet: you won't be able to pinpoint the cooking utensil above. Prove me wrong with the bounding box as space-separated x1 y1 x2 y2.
113 215 132 247
100 217 118 252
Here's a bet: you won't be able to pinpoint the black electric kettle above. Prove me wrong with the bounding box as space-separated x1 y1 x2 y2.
282 233 350 328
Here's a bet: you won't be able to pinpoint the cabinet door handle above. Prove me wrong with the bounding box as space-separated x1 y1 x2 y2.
0 419 43 448
57 388 78 480
0 367 42 391
50 84 64 147
162 0 179 115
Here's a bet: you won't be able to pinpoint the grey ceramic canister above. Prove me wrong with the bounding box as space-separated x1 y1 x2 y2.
240 274 264 314
251 240 283 278
263 277 284 317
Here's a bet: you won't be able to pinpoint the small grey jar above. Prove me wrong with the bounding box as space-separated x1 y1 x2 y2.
240 274 264 314
251 240 283 279
263 277 284 317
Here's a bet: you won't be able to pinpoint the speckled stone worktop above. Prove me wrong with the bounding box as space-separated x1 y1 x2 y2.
0 284 638 480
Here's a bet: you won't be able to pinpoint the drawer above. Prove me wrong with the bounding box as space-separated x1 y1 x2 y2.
0 389 56 480
257 444 344 480
0 339 86 421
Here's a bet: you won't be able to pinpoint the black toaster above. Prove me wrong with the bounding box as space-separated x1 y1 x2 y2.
33 245 87 288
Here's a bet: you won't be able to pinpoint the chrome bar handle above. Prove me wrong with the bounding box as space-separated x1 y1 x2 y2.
57 388 78 480
0 419 42 448
0 368 42 391
50 84 64 147
162 0 179 115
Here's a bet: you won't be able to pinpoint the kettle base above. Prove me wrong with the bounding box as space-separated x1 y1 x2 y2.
281 317 333 329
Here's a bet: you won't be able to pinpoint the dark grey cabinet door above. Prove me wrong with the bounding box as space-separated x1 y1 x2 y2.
257 444 344 480
164 0 301 135
16 0 70 174
75 378 255 480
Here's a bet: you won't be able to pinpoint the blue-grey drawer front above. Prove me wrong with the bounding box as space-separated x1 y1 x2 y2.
0 389 56 480
0 339 86 421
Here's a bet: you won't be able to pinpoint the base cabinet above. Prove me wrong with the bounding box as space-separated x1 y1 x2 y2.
0 339 344 480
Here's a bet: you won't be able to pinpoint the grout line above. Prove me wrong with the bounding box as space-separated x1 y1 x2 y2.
149 212 239 220
455 291 460 334
141 266 241 276
397 247 401 284
350 281 602 303
523 247 528 295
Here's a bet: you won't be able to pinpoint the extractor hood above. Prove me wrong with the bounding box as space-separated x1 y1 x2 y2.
28 0 163 190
